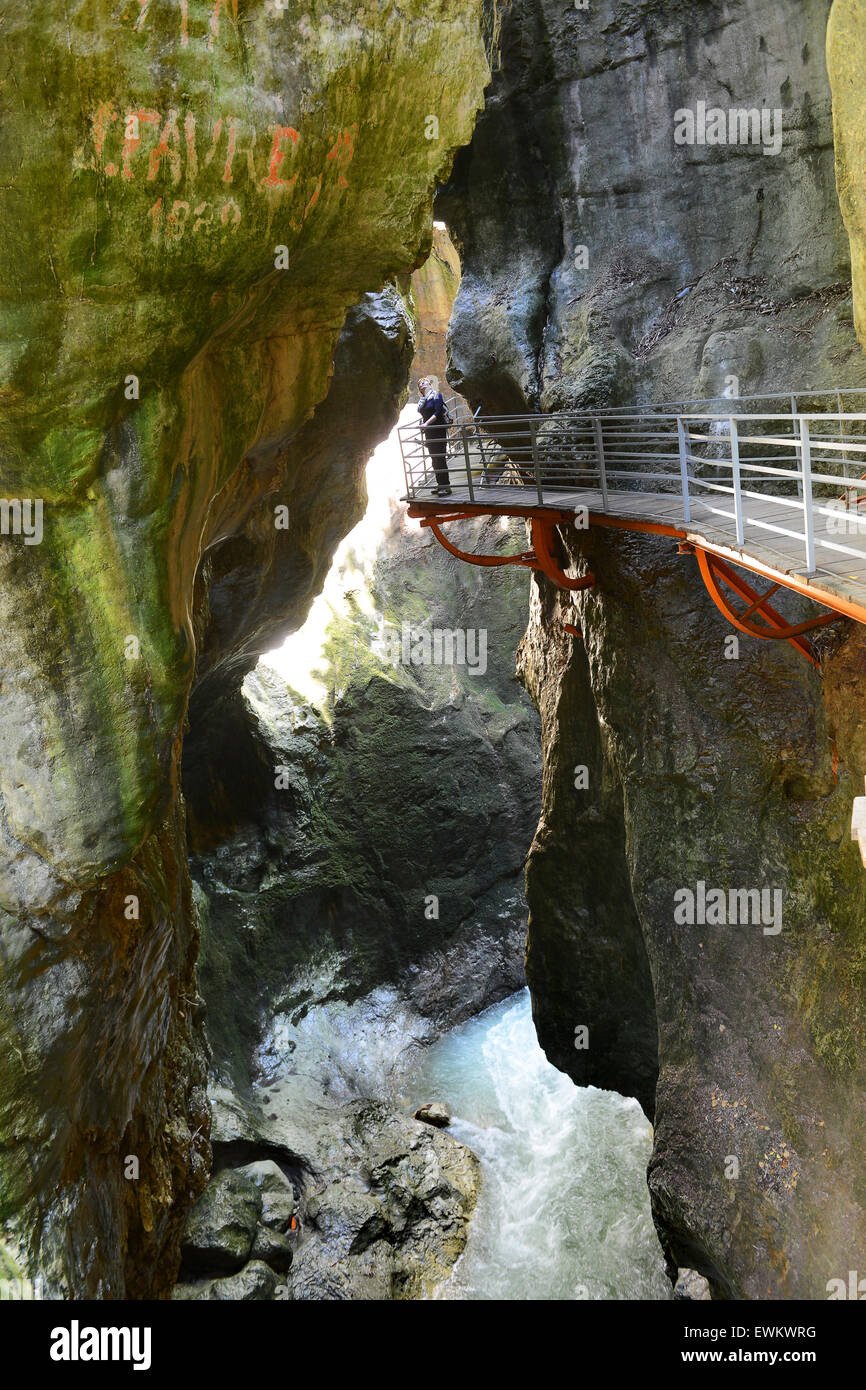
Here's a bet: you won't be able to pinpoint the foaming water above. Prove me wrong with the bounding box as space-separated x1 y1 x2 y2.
406 990 672 1301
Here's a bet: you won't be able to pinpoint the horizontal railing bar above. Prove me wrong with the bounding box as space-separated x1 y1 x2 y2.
735 515 816 546
686 431 866 452
687 459 802 477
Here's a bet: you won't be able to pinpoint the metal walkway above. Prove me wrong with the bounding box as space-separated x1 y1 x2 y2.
399 391 866 662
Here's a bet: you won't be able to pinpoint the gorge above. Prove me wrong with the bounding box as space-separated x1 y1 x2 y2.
2 0 866 1310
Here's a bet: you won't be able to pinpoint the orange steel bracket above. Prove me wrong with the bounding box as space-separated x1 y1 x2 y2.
530 517 594 591
686 545 839 665
416 509 594 593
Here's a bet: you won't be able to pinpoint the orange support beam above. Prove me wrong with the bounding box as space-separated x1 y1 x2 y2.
417 509 594 593
691 548 837 664
409 500 852 659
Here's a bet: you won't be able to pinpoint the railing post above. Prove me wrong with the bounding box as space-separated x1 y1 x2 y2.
474 406 490 485
791 393 803 500
593 416 609 510
838 389 849 486
677 417 692 523
461 424 475 503
530 418 543 506
729 416 744 547
799 416 816 575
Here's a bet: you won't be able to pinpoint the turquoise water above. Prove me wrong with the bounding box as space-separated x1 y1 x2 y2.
406 990 672 1301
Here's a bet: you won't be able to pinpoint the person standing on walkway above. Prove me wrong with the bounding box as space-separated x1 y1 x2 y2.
418 377 451 496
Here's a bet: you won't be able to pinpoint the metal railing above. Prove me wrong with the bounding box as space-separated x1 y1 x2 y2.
398 394 866 580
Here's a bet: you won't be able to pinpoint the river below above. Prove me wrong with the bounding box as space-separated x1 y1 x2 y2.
403 989 672 1301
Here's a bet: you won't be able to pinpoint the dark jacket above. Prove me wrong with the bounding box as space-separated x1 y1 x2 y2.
419 391 447 429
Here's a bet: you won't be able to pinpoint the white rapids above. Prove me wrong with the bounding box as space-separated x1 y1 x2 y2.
404 989 672 1301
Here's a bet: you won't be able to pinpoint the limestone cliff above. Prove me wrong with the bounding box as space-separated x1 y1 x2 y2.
0 1 491 1297
407 223 463 392
444 0 866 1297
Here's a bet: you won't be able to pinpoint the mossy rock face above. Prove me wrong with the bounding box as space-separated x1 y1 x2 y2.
0 0 489 914
0 2 491 1298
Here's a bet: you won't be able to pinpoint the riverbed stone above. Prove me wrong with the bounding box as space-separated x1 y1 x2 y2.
674 1269 712 1302
251 1225 294 1274
289 1101 480 1301
414 1103 452 1128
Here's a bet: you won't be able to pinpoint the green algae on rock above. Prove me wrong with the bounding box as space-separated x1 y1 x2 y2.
0 0 491 1297
0 0 490 914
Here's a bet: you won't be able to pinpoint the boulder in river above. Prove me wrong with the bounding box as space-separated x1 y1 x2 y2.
413 1102 452 1128
674 1269 712 1301
289 1100 480 1300
251 1225 295 1275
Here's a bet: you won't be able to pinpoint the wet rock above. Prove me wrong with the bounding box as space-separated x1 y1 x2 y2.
236 1160 295 1233
289 1101 480 1301
181 1171 262 1274
187 510 541 1081
414 1103 451 1128
443 0 856 419
674 1269 712 1302
251 1225 294 1275
173 1261 285 1302
448 0 866 1302
0 0 492 1297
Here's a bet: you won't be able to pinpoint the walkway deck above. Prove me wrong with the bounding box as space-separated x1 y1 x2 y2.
409 482 866 619
400 394 866 633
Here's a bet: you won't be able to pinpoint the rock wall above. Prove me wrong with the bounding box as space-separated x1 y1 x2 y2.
444 0 866 1297
0 1 491 1297
443 0 864 416
407 223 463 393
186 509 540 1073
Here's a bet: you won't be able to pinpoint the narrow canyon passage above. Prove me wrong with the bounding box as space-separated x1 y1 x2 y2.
5 0 866 1345
225 413 672 1302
